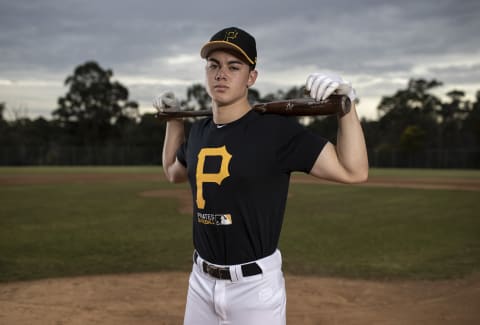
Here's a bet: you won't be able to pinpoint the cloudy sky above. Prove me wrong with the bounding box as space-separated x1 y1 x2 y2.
1 0 479 120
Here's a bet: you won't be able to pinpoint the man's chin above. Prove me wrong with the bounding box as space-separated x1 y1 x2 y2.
212 96 233 107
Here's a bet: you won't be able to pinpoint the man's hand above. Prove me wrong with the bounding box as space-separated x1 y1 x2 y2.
152 91 180 113
306 72 356 102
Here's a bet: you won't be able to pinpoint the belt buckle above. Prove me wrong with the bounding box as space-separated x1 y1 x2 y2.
203 262 231 280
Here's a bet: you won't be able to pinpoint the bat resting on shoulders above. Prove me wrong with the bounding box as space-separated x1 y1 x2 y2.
156 95 351 119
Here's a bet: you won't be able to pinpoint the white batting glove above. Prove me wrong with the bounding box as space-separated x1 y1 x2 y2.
152 91 180 112
305 72 356 102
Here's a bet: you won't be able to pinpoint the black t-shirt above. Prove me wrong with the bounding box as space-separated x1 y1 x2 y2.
177 110 327 265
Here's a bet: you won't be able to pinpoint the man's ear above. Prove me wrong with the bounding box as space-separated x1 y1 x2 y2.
247 69 258 88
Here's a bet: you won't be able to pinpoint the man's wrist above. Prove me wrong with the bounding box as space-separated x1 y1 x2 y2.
166 118 184 124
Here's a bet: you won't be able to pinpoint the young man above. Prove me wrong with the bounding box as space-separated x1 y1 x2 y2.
155 26 368 325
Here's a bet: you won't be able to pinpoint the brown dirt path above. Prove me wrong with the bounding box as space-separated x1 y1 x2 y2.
1 272 479 325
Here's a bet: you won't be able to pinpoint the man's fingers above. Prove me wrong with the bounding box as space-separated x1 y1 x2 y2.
162 97 177 108
311 77 340 101
305 73 320 91
310 76 327 101
306 72 356 102
152 96 162 110
153 91 179 111
323 83 339 100
306 73 346 101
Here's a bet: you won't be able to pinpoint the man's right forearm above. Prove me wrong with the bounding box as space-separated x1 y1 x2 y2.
162 119 185 182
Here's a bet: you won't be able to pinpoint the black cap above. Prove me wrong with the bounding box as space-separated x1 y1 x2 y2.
200 27 257 68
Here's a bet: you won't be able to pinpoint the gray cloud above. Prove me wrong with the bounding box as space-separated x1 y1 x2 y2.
1 0 479 120
428 63 480 85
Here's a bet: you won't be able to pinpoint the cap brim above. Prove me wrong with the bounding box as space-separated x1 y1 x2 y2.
200 41 255 65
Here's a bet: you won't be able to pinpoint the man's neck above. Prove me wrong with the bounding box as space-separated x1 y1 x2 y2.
212 97 251 125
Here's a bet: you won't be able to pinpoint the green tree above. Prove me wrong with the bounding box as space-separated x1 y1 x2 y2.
440 90 469 122
377 79 441 149
185 83 210 110
400 125 426 151
463 90 480 147
283 86 308 100
0 102 9 147
248 87 261 105
0 102 5 122
399 125 427 167
378 79 442 116
439 90 471 149
52 61 138 145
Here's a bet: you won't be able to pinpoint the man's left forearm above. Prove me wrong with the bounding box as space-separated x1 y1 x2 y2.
336 103 369 182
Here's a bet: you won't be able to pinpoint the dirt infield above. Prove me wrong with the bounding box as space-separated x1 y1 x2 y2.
1 272 479 325
1 171 479 324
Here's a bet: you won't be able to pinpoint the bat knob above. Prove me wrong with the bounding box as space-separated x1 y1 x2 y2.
341 96 352 116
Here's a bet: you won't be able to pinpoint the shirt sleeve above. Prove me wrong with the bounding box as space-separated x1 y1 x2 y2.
276 118 328 173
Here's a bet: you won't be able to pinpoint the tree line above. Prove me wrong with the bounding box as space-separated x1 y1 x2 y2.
1 61 479 168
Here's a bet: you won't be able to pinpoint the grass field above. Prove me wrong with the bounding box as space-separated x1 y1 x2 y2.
1 167 479 283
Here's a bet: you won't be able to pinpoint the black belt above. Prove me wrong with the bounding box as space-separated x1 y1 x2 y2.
194 251 262 280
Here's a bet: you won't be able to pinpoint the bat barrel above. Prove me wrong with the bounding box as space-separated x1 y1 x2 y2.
155 95 351 119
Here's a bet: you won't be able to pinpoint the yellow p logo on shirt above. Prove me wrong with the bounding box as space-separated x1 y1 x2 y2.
196 146 232 209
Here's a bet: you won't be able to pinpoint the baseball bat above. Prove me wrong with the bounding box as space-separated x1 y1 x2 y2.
156 94 351 119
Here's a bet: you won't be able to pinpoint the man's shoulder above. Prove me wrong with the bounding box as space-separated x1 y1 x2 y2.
191 116 213 129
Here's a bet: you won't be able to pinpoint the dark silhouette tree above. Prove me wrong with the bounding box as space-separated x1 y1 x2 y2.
185 83 210 110
248 87 261 105
463 90 480 147
0 102 9 148
399 125 427 166
2 74 480 167
53 61 138 145
438 90 472 149
376 79 442 150
0 102 5 123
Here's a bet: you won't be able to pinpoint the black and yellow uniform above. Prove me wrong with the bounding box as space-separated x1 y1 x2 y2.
177 110 327 265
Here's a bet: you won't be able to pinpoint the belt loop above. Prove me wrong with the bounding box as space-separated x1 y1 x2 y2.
229 265 240 282
193 250 198 264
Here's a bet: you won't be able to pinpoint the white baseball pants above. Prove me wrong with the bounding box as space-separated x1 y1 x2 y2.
183 249 287 325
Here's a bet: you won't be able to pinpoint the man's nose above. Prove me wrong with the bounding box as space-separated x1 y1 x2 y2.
215 67 228 80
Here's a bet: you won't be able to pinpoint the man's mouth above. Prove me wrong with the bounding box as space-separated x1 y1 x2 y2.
214 85 228 91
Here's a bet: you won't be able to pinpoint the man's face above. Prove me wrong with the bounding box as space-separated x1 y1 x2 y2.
205 50 257 107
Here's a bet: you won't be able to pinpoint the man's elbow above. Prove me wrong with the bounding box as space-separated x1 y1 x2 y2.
351 171 368 183
165 173 175 183
347 167 369 184
164 171 180 183
168 174 187 183
163 165 187 183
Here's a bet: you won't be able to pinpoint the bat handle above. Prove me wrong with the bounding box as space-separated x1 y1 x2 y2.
308 95 351 116
302 87 351 115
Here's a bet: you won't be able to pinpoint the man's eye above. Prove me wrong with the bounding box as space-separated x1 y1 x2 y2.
229 66 240 71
